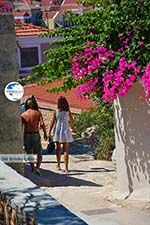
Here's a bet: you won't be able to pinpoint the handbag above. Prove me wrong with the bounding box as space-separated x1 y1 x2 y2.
47 137 55 153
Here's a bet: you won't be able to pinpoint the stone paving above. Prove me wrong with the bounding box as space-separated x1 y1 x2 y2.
24 145 150 225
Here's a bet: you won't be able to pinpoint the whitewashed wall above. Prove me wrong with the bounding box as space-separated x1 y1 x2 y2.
114 82 150 200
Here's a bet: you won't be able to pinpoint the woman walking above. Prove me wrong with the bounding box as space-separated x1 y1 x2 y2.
48 96 76 172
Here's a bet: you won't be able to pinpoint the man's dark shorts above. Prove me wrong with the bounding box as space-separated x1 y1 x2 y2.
24 132 42 155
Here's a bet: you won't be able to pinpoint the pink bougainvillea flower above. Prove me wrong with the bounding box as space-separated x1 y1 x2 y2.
141 64 150 96
72 44 114 82
138 41 144 46
77 77 99 98
71 41 144 103
102 57 141 102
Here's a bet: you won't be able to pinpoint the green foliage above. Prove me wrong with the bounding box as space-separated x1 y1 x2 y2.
77 0 98 7
74 102 115 160
25 0 150 94
77 0 112 7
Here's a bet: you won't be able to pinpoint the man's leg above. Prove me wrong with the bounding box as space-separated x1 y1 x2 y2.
24 133 34 172
36 153 42 169
30 162 35 172
32 133 42 175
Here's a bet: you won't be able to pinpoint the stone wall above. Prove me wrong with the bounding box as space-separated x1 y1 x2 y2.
0 161 87 225
71 126 99 150
0 14 23 174
0 193 36 225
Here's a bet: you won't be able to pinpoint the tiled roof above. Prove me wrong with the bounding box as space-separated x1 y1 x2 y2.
43 11 58 19
14 3 44 12
23 80 97 111
49 5 61 11
15 21 50 37
57 0 90 13
41 0 52 7
63 0 79 4
13 3 32 11
13 11 30 17
61 0 90 10
12 0 92 18
20 0 32 3
59 5 83 12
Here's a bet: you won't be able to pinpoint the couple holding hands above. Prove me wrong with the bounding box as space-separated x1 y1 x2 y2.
21 96 76 175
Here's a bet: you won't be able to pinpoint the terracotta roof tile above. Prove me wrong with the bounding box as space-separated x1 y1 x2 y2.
15 21 52 37
20 0 32 3
63 0 79 4
13 11 30 17
23 80 97 111
43 11 57 19
14 3 32 11
59 0 89 12
49 5 61 11
59 5 83 12
41 0 51 7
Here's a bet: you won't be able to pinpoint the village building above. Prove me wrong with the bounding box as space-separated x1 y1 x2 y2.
15 21 62 77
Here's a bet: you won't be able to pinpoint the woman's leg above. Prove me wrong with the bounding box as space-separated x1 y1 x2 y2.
63 142 69 172
56 142 61 170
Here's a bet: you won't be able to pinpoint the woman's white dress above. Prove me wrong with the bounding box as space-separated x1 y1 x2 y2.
53 110 73 143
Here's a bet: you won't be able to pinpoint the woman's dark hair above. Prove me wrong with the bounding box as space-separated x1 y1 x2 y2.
58 96 70 111
24 95 39 111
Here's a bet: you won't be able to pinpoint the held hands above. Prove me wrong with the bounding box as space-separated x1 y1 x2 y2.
44 133 48 141
47 132 52 141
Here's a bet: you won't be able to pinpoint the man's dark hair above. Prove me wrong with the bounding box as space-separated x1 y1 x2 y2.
24 95 39 111
31 95 39 110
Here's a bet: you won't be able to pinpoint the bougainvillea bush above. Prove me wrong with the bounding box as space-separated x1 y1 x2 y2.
71 1 150 103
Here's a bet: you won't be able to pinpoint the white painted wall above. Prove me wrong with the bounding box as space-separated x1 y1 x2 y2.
114 82 150 200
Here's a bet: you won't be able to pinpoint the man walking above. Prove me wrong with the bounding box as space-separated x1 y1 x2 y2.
21 98 47 175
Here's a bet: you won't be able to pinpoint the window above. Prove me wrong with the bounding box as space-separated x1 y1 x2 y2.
24 17 31 23
20 47 39 67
